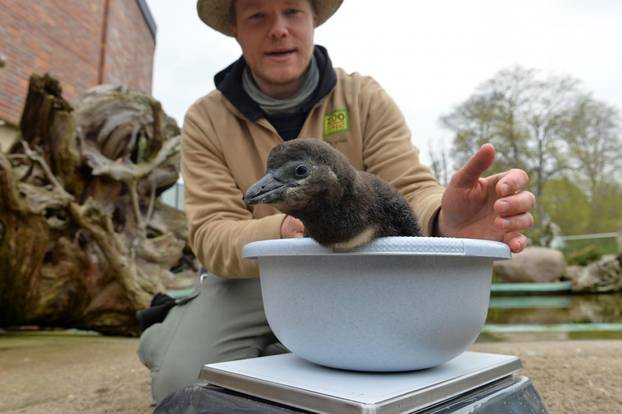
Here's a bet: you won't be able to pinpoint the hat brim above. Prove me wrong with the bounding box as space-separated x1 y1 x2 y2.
197 0 343 37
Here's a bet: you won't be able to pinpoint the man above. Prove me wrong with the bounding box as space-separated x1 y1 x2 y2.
139 0 535 403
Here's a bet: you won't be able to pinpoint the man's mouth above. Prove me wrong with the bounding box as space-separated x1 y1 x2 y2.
266 48 296 57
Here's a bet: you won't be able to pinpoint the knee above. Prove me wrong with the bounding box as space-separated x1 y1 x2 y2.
137 323 162 370
151 361 198 404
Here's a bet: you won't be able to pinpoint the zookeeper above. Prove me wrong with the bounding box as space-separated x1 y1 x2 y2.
138 0 535 403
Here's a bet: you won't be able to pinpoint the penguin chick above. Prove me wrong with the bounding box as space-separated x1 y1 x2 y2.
244 138 422 251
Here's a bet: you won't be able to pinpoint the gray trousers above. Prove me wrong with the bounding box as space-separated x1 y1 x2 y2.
137 273 287 403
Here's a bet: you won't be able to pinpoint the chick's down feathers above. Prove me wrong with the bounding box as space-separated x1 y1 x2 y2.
244 138 422 251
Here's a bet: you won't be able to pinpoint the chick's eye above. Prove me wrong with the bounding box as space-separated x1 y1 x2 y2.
294 164 309 177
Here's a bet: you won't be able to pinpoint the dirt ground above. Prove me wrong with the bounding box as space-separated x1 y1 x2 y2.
0 331 621 413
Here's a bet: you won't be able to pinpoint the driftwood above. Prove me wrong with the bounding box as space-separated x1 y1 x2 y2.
0 75 197 335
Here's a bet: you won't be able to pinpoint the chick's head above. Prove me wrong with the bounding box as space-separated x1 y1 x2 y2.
244 138 352 214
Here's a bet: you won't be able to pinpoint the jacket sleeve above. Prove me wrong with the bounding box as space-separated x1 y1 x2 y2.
359 78 445 235
181 103 285 278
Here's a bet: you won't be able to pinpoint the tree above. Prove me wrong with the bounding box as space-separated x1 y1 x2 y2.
561 96 622 233
428 138 451 186
0 75 197 335
440 66 587 241
563 96 622 197
541 178 590 235
589 181 622 233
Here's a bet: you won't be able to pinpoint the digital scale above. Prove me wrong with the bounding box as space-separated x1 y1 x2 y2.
155 351 550 413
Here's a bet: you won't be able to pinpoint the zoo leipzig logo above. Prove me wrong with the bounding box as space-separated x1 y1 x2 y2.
323 109 350 137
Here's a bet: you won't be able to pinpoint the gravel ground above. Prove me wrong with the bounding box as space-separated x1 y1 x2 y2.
0 331 621 413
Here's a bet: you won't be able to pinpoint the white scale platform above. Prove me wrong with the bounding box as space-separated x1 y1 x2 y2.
200 352 521 414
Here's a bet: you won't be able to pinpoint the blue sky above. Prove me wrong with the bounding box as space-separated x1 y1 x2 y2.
146 0 622 167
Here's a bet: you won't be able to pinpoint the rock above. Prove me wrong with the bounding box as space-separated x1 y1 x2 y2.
565 255 622 293
493 246 566 283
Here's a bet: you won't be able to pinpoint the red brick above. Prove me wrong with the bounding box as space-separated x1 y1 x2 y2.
0 0 155 126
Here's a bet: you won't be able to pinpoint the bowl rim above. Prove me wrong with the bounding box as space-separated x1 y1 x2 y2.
242 236 511 260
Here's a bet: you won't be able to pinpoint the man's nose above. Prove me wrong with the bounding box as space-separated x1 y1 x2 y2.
268 14 289 38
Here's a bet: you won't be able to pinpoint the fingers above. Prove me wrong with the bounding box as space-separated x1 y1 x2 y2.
494 190 536 216
494 189 533 253
495 168 530 196
280 215 305 238
503 232 528 253
451 144 496 188
494 212 534 233
491 169 533 253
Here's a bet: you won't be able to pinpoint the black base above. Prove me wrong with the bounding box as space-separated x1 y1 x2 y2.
155 374 549 414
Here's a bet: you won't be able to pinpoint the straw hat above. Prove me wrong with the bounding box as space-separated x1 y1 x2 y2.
197 0 343 37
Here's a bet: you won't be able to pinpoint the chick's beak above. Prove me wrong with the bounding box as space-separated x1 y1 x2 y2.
244 173 287 205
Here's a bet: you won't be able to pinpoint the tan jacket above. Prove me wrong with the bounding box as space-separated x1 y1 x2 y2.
181 68 445 278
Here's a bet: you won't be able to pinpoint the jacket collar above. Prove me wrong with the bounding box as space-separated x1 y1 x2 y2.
214 45 337 122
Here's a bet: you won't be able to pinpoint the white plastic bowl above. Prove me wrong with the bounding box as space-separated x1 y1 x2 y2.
242 237 510 372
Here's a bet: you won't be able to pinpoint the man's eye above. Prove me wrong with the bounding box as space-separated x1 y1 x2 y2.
295 165 309 177
285 8 301 16
249 12 265 20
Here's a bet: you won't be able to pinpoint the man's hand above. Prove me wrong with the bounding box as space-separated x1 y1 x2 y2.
280 215 305 238
437 144 535 253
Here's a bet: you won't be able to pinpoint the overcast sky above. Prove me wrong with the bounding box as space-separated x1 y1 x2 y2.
145 0 622 166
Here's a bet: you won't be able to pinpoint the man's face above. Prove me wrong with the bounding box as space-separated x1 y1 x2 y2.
231 0 316 98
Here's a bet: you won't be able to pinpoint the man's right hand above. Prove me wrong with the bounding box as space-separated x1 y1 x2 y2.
437 144 534 253
280 215 305 238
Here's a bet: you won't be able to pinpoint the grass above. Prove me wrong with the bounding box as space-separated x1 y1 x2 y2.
562 237 619 257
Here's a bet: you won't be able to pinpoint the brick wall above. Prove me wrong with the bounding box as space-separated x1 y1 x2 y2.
103 0 154 94
0 0 155 127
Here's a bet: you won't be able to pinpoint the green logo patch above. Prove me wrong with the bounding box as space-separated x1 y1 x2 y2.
323 109 350 137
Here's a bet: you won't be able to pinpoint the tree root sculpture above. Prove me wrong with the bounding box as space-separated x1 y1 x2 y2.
0 75 196 336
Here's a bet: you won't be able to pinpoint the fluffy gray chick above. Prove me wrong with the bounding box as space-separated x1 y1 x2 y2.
244 138 422 251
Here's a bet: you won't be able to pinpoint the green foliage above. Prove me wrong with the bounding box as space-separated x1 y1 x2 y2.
564 237 619 258
589 181 622 233
541 179 590 235
565 244 602 266
540 179 622 237
563 96 622 200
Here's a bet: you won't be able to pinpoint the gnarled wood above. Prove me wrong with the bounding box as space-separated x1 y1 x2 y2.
0 75 197 335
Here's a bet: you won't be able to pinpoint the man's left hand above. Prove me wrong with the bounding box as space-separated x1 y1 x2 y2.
437 143 535 253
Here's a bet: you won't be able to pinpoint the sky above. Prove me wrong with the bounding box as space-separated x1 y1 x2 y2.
145 0 622 167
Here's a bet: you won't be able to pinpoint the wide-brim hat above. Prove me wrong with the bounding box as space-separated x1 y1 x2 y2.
197 0 343 37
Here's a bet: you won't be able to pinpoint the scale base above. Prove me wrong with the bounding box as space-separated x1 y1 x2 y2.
155 375 548 413
155 352 550 414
